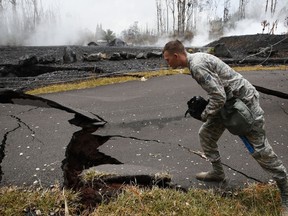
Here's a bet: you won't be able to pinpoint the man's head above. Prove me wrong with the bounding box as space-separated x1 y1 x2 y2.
163 40 188 69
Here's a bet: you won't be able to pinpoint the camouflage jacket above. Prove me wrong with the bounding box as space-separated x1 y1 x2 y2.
187 52 259 121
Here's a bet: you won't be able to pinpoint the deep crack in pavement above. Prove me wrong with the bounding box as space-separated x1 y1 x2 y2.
0 74 287 205
0 89 175 206
0 122 21 182
0 86 285 186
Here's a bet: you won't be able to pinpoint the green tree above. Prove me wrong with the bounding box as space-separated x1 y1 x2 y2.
102 29 115 43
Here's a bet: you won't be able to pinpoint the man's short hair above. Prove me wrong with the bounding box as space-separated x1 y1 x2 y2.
163 40 186 54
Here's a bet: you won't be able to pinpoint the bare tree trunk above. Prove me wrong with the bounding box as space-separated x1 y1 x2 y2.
223 0 230 23
186 0 193 31
162 9 166 34
169 0 176 35
10 0 18 31
265 0 278 15
192 0 198 31
177 0 181 35
0 0 4 35
156 0 162 35
32 0 39 27
181 0 186 34
238 0 246 20
165 0 169 33
159 0 164 34
155 0 164 35
272 0 277 15
177 0 186 36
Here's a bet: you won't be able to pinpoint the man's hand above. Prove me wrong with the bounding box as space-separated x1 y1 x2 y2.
185 96 208 121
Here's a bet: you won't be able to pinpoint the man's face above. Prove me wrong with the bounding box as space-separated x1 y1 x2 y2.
163 51 180 69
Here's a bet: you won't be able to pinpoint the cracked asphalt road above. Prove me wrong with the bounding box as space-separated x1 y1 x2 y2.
0 70 287 190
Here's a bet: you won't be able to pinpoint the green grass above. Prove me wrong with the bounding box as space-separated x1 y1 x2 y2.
0 183 282 215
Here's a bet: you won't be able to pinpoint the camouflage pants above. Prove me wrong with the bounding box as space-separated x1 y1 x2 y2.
198 95 287 182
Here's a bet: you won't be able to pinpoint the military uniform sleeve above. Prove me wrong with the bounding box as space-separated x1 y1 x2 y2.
191 66 226 121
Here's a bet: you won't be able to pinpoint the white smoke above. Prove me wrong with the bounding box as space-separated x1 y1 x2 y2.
190 0 288 46
224 0 288 36
190 11 214 47
24 13 89 46
0 0 287 46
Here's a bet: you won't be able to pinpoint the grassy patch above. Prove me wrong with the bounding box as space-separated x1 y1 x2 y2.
0 183 282 216
233 65 287 72
93 183 280 216
26 65 287 95
0 185 79 216
81 169 117 183
26 69 184 95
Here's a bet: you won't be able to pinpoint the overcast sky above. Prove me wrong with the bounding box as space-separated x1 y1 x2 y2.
54 0 157 35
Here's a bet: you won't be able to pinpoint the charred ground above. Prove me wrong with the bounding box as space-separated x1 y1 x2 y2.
206 34 288 60
0 34 287 91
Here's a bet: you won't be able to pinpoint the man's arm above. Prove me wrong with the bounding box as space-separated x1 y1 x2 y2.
191 66 226 121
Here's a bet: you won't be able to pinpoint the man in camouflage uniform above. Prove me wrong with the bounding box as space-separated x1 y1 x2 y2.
163 40 288 214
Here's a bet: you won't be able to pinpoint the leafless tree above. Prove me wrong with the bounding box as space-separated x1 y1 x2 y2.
9 0 19 34
205 0 219 18
156 0 164 35
271 0 277 14
223 0 230 23
261 20 270 33
168 0 176 34
238 0 247 20
265 0 278 15
31 0 41 26
269 20 278 34
285 16 288 33
0 0 60 45
165 0 169 33
0 0 4 34
265 0 269 13
190 0 199 31
177 0 186 36
185 0 194 31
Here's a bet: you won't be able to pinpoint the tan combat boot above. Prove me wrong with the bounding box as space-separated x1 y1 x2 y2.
196 161 225 182
276 179 288 216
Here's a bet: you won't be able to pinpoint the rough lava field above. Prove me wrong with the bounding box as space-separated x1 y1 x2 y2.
0 34 287 91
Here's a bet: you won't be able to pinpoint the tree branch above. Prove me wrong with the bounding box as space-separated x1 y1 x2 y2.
239 36 288 64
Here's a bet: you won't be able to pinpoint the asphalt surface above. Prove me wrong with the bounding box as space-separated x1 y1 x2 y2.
0 70 287 190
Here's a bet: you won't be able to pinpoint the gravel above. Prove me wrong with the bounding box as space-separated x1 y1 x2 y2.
0 46 166 91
